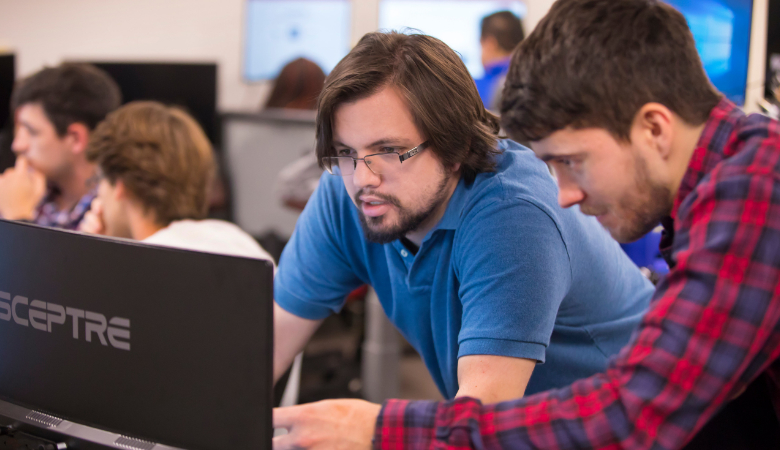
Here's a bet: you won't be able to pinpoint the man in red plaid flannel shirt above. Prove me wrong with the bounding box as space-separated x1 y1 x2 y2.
272 0 780 448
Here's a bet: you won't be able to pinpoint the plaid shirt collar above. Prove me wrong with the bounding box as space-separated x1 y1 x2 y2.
672 97 742 219
35 186 96 231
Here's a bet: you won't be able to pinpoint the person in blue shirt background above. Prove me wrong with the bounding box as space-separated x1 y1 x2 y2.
272 31 653 409
475 11 525 111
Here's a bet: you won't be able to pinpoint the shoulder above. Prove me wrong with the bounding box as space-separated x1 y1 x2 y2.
146 220 274 262
458 139 562 225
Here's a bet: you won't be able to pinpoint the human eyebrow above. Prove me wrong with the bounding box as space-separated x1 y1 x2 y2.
539 153 582 163
366 138 409 149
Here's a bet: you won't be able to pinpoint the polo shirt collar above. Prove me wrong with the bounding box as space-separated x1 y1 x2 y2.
420 177 469 243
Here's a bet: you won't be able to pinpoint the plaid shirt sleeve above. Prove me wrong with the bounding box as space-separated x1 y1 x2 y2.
374 140 780 449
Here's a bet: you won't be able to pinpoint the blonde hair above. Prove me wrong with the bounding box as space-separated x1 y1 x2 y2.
86 101 215 225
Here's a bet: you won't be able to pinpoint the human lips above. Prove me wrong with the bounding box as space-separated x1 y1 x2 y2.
359 195 393 217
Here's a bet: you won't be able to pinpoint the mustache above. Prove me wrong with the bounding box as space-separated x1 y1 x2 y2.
354 189 401 208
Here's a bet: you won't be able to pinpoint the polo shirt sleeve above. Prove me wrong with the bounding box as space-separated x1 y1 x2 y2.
274 174 364 320
455 197 572 363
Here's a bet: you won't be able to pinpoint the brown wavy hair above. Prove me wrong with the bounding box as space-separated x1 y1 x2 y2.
316 31 502 183
86 101 215 226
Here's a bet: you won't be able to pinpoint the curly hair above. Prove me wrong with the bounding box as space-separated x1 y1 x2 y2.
86 101 215 226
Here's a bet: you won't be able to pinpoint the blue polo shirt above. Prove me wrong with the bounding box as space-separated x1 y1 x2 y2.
275 139 653 399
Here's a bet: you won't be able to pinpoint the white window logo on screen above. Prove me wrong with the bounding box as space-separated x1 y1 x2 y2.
0 290 131 351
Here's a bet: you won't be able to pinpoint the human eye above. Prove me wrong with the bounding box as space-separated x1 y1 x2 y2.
336 148 355 157
555 157 575 168
380 147 400 153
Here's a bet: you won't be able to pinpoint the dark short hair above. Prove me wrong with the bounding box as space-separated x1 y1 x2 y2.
481 11 525 52
500 0 722 142
86 101 215 226
316 31 501 183
11 63 121 136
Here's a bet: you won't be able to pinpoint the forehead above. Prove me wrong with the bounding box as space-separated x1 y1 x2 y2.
332 86 422 148
530 127 626 160
16 103 54 128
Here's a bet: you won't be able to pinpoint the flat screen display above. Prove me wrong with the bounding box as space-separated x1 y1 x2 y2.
244 0 352 80
379 0 526 79
665 0 753 105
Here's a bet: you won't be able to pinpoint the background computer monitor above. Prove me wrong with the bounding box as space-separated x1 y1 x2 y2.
81 62 219 147
664 0 754 105
379 0 527 79
0 220 274 449
0 53 15 172
243 0 352 80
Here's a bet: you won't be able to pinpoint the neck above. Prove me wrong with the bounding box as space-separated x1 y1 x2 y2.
404 174 460 247
126 201 166 241
52 161 96 211
669 121 708 202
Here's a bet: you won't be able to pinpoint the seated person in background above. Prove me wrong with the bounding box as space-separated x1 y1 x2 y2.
272 31 654 410
475 10 524 111
267 58 327 211
79 101 272 262
0 63 121 229
264 57 326 111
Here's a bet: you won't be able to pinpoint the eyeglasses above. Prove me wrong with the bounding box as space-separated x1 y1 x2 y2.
322 141 428 177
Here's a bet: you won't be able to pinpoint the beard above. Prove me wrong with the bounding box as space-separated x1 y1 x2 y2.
583 153 673 243
355 172 452 244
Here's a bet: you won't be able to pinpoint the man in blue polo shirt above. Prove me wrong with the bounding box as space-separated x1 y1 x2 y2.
272 31 653 406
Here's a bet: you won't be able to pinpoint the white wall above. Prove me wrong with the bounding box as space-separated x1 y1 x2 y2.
0 0 767 112
0 0 551 113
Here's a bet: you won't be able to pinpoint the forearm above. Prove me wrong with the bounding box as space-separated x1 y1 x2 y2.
273 302 321 384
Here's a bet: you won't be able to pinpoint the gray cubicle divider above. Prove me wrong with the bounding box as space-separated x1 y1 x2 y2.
221 109 318 238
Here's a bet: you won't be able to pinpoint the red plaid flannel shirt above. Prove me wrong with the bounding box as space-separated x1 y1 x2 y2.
374 99 780 449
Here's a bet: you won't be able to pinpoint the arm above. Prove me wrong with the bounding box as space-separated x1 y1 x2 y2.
375 172 780 449
273 302 322 383
456 355 536 403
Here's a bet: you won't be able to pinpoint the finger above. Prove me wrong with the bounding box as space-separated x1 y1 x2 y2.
273 406 303 429
272 433 296 450
91 197 104 215
14 155 28 172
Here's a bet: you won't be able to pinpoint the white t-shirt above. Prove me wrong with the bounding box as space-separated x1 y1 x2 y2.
143 219 274 264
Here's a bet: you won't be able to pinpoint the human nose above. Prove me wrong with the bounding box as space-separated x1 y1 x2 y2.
351 157 381 189
11 126 29 155
556 174 585 209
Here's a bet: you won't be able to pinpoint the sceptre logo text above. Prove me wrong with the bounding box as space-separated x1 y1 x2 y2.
0 290 131 351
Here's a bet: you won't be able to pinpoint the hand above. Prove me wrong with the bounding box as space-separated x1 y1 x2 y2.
0 156 46 220
78 198 107 235
273 399 381 450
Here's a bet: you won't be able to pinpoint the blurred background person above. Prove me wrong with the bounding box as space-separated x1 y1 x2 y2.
80 101 272 261
270 58 327 211
0 63 120 229
475 10 525 111
263 57 326 110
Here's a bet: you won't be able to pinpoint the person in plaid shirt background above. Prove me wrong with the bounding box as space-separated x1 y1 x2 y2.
272 0 780 448
0 63 121 230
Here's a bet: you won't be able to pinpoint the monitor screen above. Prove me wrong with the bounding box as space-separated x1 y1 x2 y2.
0 54 13 131
379 0 526 79
664 0 753 105
0 220 274 449
84 62 219 147
244 0 352 80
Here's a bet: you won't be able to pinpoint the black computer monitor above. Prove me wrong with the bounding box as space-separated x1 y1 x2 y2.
0 53 15 172
79 62 219 147
0 220 273 449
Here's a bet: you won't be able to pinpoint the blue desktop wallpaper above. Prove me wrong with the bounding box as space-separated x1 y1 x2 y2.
665 0 753 105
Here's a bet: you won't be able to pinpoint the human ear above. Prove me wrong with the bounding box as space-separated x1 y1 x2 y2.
65 122 91 155
631 103 674 161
